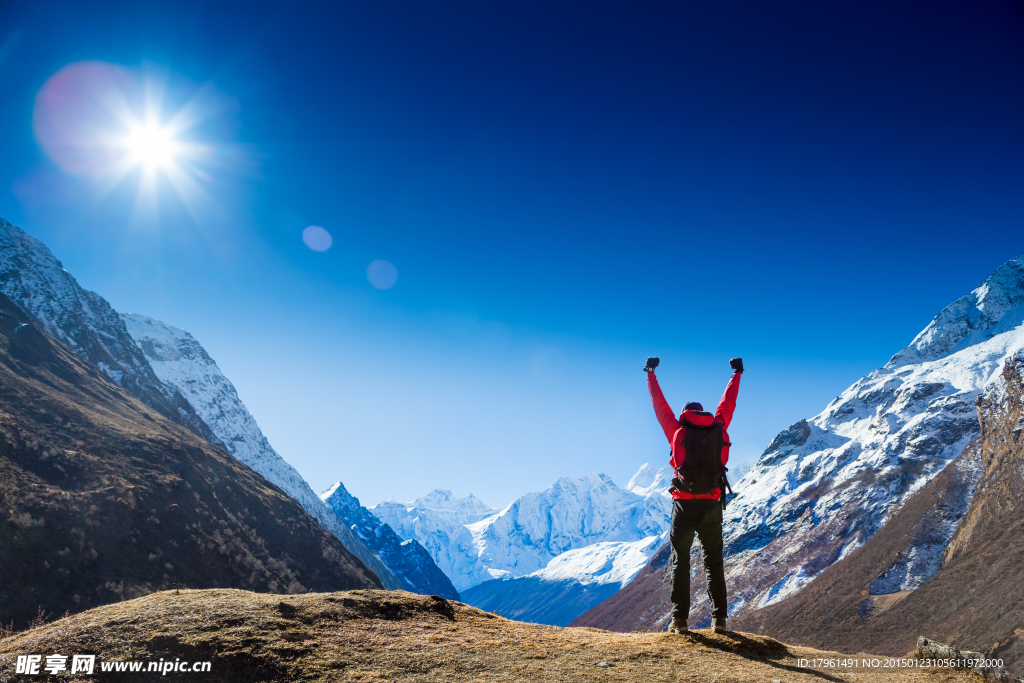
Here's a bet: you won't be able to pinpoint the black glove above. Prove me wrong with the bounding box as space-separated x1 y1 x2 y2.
644 357 660 373
730 358 744 373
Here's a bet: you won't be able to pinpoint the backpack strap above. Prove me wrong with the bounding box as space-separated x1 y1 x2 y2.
720 467 732 510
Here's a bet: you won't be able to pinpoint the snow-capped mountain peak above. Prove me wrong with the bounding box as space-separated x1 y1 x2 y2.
319 481 459 599
626 463 674 498
409 490 497 525
889 255 1024 367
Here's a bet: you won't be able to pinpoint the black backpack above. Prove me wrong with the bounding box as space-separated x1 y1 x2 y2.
670 417 733 507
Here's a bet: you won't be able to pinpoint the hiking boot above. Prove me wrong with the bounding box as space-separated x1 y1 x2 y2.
667 617 688 634
712 617 727 633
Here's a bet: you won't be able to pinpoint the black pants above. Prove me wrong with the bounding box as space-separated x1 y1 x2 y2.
669 498 727 623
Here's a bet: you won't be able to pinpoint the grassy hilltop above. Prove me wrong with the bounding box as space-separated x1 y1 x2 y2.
0 588 985 683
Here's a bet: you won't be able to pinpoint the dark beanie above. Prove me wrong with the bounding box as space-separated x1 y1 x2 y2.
683 401 704 412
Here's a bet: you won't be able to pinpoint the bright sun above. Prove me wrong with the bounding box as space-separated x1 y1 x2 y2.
34 61 233 212
126 124 179 169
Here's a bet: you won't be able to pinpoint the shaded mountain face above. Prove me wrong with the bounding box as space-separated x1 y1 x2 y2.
575 254 1024 633
460 576 622 628
119 313 402 591
0 294 381 628
0 218 217 444
730 353 1024 676
320 480 459 600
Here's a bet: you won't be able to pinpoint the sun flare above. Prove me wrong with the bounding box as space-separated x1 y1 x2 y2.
126 124 179 170
33 61 244 219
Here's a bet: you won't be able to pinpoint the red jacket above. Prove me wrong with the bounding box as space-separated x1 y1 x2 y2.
648 371 741 500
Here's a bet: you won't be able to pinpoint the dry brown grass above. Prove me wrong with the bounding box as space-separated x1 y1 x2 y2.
0 589 982 682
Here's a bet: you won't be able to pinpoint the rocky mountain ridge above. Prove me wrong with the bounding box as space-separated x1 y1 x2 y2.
0 218 215 443
319 480 459 599
119 313 402 590
729 352 1024 677
708 254 1024 620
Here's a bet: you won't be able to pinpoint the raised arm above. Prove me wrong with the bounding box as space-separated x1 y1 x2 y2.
715 367 742 430
647 371 680 442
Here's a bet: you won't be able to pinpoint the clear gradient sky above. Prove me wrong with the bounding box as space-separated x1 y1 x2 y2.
1 1 1023 509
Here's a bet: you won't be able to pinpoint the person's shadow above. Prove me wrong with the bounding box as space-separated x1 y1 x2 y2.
682 630 844 682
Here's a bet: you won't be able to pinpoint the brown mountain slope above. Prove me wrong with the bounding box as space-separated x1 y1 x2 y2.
0 588 985 683
730 355 1024 675
0 293 380 629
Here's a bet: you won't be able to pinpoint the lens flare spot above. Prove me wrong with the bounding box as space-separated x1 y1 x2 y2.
302 225 333 252
367 260 398 289
33 61 136 176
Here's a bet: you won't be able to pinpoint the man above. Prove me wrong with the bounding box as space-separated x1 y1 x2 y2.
644 356 743 634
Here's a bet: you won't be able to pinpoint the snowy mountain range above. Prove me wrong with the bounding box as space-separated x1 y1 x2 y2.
12 211 1020 637
371 463 675 622
0 216 454 596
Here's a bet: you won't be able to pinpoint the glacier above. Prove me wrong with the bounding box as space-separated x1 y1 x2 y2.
528 535 664 586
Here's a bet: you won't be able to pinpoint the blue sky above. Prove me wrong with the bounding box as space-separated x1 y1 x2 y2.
1 0 1023 508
